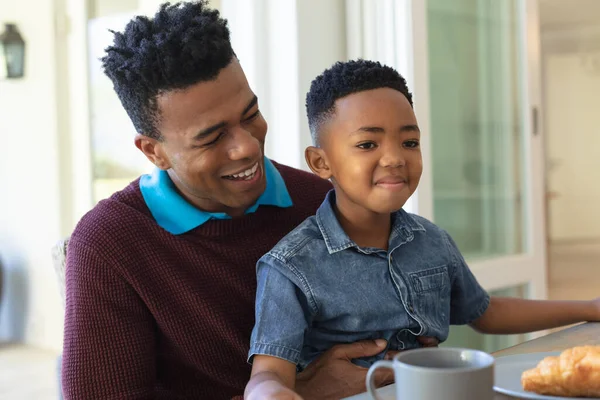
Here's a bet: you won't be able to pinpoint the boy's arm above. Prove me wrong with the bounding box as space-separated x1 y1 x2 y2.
245 356 300 400
470 296 600 334
246 257 312 399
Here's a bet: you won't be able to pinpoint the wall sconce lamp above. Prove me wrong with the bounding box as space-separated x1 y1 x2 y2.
0 23 25 79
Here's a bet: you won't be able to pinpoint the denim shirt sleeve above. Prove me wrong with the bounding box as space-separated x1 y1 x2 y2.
443 230 491 325
248 254 317 365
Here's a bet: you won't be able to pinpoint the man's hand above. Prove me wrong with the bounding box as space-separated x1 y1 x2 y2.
294 337 441 399
417 336 440 348
294 339 390 400
383 336 440 360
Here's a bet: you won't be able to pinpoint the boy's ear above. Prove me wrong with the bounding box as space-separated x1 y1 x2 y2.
305 146 332 180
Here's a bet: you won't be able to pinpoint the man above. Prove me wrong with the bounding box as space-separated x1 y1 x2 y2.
62 2 436 399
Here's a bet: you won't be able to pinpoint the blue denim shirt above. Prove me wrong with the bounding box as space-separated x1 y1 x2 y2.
249 190 490 370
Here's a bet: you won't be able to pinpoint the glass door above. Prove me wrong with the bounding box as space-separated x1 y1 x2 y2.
428 0 526 262
424 0 547 350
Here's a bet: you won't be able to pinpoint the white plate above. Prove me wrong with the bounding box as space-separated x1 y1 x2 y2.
494 351 600 399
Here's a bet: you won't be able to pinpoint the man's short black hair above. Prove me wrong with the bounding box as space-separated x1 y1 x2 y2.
102 1 234 140
305 59 413 146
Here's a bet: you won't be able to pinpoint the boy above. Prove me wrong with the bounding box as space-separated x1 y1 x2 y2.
244 60 600 400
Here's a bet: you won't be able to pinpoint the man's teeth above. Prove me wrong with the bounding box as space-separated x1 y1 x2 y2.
227 163 258 180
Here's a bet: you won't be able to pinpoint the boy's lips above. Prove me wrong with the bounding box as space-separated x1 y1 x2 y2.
375 176 407 190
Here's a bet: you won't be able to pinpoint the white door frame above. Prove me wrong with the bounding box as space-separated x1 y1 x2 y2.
347 0 547 300
59 0 94 232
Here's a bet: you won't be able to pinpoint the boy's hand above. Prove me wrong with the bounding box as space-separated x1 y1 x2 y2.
246 380 303 400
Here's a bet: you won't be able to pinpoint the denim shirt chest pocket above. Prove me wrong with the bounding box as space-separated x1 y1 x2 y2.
407 265 451 336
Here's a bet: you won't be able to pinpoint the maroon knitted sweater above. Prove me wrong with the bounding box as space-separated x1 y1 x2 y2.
62 162 331 400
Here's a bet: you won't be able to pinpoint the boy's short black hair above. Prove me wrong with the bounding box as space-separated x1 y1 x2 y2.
102 1 234 140
306 59 413 146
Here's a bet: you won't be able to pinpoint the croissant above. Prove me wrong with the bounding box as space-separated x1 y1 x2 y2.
521 346 600 397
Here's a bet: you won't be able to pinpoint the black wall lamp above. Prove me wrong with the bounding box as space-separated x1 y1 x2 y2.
0 23 25 79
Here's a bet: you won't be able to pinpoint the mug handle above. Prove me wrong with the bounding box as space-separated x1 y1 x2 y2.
366 360 395 400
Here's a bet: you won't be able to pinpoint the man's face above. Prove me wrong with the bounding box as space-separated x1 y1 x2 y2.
318 88 422 216
137 59 268 217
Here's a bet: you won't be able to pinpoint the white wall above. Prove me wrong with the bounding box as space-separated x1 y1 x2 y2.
542 24 600 241
540 2 600 242
92 0 138 18
296 0 347 160
0 0 64 351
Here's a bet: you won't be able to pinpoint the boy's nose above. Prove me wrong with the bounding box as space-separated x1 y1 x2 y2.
380 148 406 168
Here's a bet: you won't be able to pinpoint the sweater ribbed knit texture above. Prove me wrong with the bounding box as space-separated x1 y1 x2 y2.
62 162 331 399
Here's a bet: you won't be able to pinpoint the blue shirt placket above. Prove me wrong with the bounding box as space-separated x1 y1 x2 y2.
388 234 425 337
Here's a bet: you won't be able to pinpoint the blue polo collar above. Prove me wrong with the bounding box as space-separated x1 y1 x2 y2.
140 157 292 234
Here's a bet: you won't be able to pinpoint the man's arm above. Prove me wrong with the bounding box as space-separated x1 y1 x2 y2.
470 296 600 334
62 239 157 399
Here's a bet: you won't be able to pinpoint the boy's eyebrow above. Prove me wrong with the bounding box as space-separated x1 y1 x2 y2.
351 124 420 135
353 126 385 134
192 95 259 141
400 124 420 132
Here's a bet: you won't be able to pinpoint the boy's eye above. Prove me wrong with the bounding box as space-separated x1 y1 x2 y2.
357 142 377 150
403 140 420 149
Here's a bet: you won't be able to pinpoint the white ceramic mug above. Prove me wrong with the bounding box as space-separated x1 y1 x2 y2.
366 347 495 400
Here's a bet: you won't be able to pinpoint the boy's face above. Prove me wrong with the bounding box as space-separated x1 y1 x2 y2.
308 88 422 215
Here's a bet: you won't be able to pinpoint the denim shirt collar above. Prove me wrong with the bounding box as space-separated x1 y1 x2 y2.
315 190 426 254
140 157 292 235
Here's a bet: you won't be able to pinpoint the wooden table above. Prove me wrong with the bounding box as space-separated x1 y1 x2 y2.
345 322 600 400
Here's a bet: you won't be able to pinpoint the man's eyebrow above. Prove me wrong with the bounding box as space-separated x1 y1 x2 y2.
193 121 227 141
192 95 259 142
242 95 258 116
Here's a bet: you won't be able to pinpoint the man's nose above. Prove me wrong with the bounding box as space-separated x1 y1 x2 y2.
227 127 260 160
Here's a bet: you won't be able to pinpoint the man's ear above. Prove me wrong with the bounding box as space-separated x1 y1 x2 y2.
305 146 332 180
134 134 171 170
